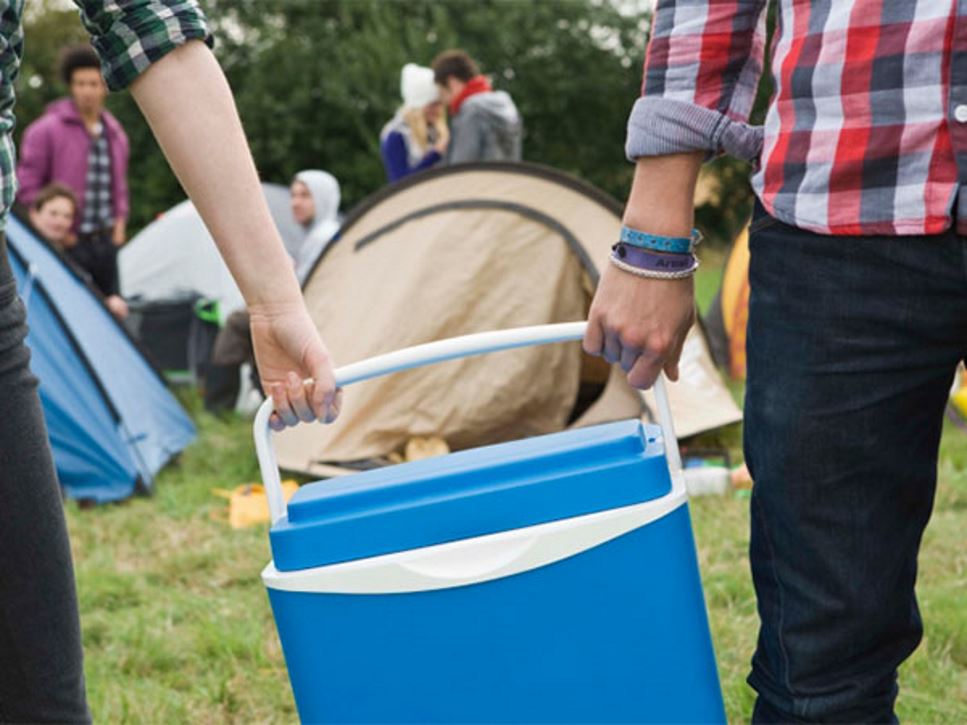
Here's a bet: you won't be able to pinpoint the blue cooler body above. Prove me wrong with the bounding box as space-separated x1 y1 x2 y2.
263 419 724 723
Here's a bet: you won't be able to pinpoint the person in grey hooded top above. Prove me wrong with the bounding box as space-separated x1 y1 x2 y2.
432 50 522 164
205 169 341 413
290 169 340 282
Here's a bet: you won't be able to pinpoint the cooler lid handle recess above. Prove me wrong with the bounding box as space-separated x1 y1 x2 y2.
254 322 683 525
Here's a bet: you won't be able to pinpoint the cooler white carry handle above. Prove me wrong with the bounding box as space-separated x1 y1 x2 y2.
254 322 682 524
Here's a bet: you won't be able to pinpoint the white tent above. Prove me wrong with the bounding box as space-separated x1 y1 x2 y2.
120 183 306 321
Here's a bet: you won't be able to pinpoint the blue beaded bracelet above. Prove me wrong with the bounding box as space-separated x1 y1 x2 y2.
619 225 701 254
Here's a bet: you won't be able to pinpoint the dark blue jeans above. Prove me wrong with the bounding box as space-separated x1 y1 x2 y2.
744 203 961 722
0 241 89 722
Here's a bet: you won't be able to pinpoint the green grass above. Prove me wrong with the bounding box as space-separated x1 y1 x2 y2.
695 245 727 316
64 267 967 722
67 402 967 723
67 396 292 723
686 418 967 723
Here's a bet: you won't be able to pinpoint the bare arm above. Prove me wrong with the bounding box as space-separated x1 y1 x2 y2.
129 41 298 308
623 153 702 238
112 217 126 246
584 0 766 390
129 40 338 428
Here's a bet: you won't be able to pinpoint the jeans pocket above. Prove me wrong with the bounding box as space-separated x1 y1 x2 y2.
749 203 779 234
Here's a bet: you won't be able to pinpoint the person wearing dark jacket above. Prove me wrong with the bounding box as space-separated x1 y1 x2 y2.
380 63 448 182
431 50 522 164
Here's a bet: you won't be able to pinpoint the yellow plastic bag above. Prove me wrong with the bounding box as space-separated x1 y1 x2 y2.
212 480 299 529
387 436 450 464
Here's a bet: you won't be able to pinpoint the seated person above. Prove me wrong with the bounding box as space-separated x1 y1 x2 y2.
290 169 340 282
29 183 128 320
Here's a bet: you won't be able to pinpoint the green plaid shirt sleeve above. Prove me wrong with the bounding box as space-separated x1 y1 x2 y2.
74 0 213 92
0 1 23 223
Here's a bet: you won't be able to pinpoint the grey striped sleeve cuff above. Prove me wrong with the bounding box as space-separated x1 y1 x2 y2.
625 97 764 162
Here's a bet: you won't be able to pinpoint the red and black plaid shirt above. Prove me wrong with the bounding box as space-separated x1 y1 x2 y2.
625 1 967 236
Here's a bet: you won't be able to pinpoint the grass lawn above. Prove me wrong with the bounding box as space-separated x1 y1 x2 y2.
65 254 967 722
689 418 967 722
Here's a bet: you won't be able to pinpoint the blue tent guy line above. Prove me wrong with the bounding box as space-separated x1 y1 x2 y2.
5 213 196 503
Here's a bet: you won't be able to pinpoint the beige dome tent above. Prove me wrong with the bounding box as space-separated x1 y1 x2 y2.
275 163 741 475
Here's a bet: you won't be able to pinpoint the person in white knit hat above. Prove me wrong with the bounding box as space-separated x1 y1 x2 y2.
379 63 449 183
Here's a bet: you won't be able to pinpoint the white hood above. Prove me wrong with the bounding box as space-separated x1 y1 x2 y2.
293 170 341 282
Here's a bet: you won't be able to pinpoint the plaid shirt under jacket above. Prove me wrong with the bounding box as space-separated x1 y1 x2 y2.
0 0 210 230
627 1 967 236
78 124 112 234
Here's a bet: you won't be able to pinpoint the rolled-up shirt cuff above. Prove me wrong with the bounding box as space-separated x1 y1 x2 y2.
83 0 214 91
625 97 763 162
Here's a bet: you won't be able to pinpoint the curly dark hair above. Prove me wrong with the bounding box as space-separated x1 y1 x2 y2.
58 44 101 85
431 50 479 85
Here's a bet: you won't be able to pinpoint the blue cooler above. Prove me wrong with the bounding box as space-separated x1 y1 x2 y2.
255 324 725 723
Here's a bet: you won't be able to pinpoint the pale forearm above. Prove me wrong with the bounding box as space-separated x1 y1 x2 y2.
622 152 704 237
129 40 299 308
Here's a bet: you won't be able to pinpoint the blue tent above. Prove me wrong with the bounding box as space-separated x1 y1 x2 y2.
5 213 196 503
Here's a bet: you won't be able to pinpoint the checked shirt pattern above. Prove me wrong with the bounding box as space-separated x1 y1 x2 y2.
79 125 112 234
634 1 967 236
0 0 210 231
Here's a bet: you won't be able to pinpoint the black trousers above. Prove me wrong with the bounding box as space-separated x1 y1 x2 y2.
0 240 90 722
68 228 119 297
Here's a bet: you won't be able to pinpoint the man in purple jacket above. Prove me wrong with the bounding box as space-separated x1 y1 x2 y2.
17 44 129 301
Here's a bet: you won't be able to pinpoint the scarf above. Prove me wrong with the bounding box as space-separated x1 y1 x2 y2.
448 75 492 115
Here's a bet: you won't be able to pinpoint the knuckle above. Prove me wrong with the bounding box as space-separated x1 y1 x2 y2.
649 335 673 357
622 331 648 352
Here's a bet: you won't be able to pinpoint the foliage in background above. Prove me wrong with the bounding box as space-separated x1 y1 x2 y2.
19 0 649 234
17 0 780 247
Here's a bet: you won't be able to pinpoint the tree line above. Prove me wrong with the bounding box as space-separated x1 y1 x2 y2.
19 0 760 246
